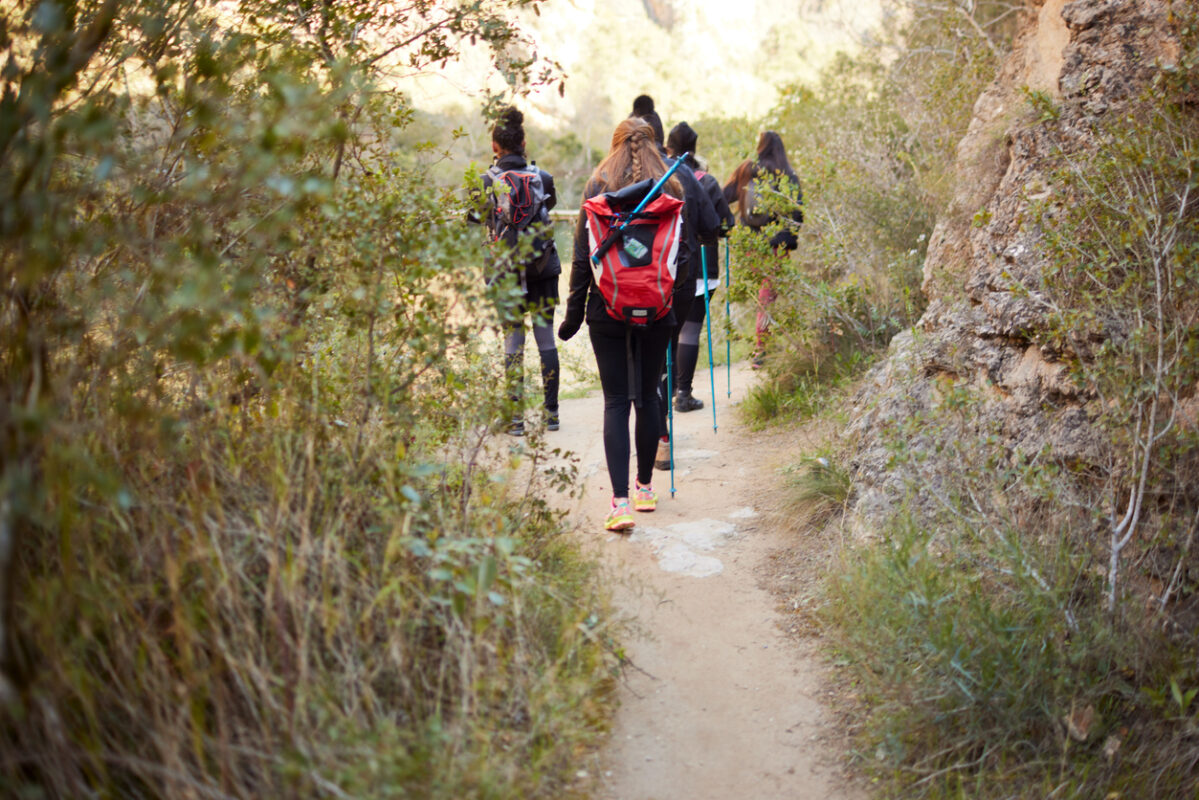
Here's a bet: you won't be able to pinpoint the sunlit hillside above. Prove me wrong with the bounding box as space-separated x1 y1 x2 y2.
400 0 883 149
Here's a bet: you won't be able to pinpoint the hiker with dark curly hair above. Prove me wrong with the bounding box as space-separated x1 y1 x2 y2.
475 107 562 436
724 130 803 367
558 118 684 532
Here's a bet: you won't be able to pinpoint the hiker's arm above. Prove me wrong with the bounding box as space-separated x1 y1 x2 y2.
465 174 490 225
787 173 804 226
706 176 735 237
541 169 558 212
695 176 719 240
722 160 753 216
558 209 590 341
722 178 737 208
722 159 749 207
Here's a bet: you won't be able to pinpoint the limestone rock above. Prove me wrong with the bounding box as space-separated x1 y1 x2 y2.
850 0 1179 527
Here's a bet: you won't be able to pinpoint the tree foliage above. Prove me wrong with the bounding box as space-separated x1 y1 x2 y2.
0 1 609 797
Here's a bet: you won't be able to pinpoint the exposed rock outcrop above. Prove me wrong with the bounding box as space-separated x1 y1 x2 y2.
641 0 676 29
848 0 1182 526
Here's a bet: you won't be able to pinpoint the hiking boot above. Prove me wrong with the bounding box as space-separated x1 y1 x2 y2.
508 417 525 437
633 482 657 512
674 390 704 413
546 411 560 431
654 438 671 471
605 497 635 532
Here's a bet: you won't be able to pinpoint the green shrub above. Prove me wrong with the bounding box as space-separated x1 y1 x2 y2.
825 402 1199 798
1028 39 1199 614
782 454 853 523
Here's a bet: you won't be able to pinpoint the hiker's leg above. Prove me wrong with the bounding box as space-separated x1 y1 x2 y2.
756 233 792 357
635 326 671 487
676 298 706 394
589 325 632 498
528 278 560 413
533 323 559 414
755 275 775 355
658 285 695 437
503 322 525 409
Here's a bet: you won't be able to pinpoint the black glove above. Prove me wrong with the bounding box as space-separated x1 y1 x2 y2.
558 318 581 341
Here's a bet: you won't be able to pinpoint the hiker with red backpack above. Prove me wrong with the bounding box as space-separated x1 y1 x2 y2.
724 131 803 368
475 107 562 435
558 118 685 532
665 121 735 414
628 97 719 469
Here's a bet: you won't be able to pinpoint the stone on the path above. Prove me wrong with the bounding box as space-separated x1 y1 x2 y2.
632 518 738 577
657 542 724 577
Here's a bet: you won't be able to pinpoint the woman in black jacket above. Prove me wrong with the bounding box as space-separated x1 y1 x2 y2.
666 121 735 412
558 117 683 532
723 131 803 366
629 97 720 464
480 107 562 435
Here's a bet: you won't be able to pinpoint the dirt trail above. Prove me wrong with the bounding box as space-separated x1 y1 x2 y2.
548 360 863 800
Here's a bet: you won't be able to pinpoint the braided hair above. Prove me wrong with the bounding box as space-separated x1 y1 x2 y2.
590 118 681 198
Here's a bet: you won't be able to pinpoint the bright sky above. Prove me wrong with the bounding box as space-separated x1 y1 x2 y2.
399 0 883 133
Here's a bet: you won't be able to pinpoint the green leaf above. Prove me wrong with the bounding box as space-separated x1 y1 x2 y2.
477 556 498 594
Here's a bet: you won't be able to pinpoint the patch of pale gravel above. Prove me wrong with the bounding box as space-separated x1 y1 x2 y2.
655 543 724 577
629 518 739 577
671 447 719 461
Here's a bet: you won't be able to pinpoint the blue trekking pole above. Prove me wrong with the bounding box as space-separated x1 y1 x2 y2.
724 242 732 398
701 247 717 433
666 343 676 498
591 153 689 265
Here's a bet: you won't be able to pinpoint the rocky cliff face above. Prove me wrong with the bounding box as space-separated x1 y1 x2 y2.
847 0 1182 526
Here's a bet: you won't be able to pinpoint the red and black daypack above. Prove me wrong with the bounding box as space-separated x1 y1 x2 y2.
583 179 684 326
486 163 554 278
583 177 685 407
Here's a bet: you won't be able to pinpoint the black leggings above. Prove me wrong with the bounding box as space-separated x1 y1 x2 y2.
657 288 695 437
675 288 713 393
589 324 671 498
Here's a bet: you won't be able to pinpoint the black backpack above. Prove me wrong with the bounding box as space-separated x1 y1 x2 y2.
486 163 554 278
741 174 773 228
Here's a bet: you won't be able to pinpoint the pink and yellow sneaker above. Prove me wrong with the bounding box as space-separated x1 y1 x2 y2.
633 482 657 512
604 497 635 532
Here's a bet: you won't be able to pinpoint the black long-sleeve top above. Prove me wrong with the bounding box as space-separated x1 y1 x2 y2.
689 160 735 283
670 156 720 290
